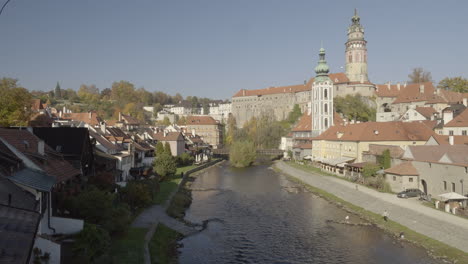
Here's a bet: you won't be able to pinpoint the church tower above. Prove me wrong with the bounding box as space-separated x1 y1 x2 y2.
345 9 368 83
312 47 333 137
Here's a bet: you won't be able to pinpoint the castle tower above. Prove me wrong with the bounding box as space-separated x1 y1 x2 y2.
345 9 368 83
312 47 333 136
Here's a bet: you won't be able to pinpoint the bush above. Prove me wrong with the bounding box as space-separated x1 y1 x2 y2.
106 204 132 235
362 163 381 178
73 224 110 262
154 153 177 180
120 181 152 212
69 186 114 226
229 140 257 168
177 152 194 166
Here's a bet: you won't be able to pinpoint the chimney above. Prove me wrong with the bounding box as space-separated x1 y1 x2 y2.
419 84 425 94
59 111 63 118
101 121 106 134
164 130 167 137
436 88 441 95
463 98 468 107
397 82 401 91
192 129 195 136
89 111 92 119
403 82 407 88
242 90 245 96
449 135 454 146
387 82 391 89
38 140 45 155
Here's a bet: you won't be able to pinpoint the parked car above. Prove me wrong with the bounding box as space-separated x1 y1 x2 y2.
397 189 424 198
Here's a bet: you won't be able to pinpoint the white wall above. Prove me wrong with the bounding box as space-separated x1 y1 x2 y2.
33 237 61 264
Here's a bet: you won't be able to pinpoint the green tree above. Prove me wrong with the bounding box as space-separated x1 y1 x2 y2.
377 149 391 169
155 142 165 156
164 142 172 155
54 82 62 99
73 224 110 262
68 186 114 225
438 77 468 93
111 81 137 106
362 163 381 178
0 78 33 127
162 116 171 126
120 182 152 212
286 104 302 124
408 67 432 84
229 140 257 168
334 94 376 122
178 152 194 166
153 153 177 180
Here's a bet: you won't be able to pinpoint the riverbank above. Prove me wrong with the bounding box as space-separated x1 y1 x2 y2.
274 161 468 264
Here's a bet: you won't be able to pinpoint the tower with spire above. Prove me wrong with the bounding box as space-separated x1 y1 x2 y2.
345 9 368 83
312 47 334 136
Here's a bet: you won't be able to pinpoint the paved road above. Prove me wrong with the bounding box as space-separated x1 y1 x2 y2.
275 161 468 253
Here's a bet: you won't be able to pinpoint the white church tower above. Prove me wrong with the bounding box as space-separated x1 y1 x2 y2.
312 47 333 136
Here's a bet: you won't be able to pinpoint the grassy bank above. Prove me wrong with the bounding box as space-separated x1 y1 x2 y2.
275 163 468 264
154 164 198 204
149 223 183 264
109 227 148 264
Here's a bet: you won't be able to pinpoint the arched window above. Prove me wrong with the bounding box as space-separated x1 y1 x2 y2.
324 103 328 113
348 54 352 63
324 118 328 128
324 89 328 99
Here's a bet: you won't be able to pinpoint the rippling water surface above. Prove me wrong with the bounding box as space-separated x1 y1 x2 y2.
179 163 440 264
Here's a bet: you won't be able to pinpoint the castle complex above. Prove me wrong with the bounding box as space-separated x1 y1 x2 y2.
232 10 375 127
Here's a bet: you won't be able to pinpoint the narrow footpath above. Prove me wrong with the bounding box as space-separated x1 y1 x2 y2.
275 161 468 253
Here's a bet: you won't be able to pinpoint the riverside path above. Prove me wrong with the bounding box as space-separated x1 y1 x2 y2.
275 161 468 253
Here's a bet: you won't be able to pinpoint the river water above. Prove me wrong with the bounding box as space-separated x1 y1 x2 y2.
179 163 440 264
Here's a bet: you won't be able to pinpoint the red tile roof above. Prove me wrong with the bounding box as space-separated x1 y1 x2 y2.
415 107 437 119
431 134 468 145
0 128 80 182
445 108 468 127
365 144 405 158
30 99 44 111
186 116 218 125
233 73 349 97
426 89 468 104
121 114 140 125
314 121 435 142
385 162 419 176
61 112 102 126
392 82 436 104
153 132 184 142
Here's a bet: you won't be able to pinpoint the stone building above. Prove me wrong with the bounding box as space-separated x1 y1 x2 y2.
186 116 223 149
231 10 375 128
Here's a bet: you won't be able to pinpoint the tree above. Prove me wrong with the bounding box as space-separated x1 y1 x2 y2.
438 77 468 93
73 224 110 262
408 67 432 84
334 94 376 122
377 149 391 169
111 81 136 106
362 163 381 178
68 186 114 225
155 142 165 156
164 142 172 155
153 153 177 180
286 104 302 124
162 116 171 126
120 182 152 212
178 152 194 166
54 82 61 99
229 140 257 168
0 78 32 127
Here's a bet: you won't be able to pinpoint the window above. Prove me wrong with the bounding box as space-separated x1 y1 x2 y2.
324 118 328 129
463 130 467 136
449 130 454 136
393 176 396 181
444 181 447 190
429 163 432 168
409 177 413 182
452 182 456 192
324 103 328 113
324 89 328 99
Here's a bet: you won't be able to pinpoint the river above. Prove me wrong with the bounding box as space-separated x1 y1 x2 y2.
178 163 440 264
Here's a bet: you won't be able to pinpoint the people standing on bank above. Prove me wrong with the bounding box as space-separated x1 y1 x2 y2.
383 210 389 221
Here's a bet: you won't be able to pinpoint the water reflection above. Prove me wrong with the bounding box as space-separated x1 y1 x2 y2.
179 163 439 264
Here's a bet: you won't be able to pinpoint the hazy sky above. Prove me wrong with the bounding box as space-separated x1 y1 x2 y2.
1 0 467 99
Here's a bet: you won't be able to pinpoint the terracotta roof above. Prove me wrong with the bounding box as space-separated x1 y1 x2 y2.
294 143 312 149
89 130 122 152
30 99 44 111
105 119 122 127
233 73 349 98
186 116 218 125
431 134 468 145
406 145 468 165
392 82 436 104
121 114 140 125
365 144 405 158
385 162 419 176
314 121 435 142
0 128 80 182
61 112 102 126
153 132 184 142
375 83 404 97
426 89 468 104
445 108 468 127
415 107 437 119
291 111 343 132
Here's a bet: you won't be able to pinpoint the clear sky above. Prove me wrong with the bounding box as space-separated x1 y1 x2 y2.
1 0 467 99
